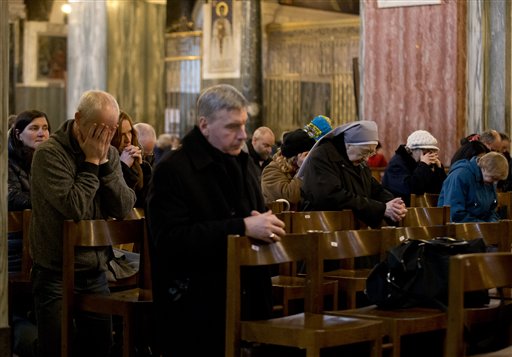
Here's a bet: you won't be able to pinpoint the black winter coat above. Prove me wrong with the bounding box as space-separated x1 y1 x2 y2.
8 142 32 211
120 160 152 208
382 145 447 206
301 134 394 228
146 126 271 355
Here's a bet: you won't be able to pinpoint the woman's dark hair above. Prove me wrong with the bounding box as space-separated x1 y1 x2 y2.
459 133 480 146
450 140 489 166
8 110 50 173
111 111 140 150
9 110 50 150
111 110 143 190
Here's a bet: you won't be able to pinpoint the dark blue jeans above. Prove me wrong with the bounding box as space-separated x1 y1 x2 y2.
31 264 113 357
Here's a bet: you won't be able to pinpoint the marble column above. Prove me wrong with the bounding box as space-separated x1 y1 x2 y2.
67 1 108 119
468 0 508 134
240 0 263 132
1 0 10 351
467 0 484 135
486 0 506 132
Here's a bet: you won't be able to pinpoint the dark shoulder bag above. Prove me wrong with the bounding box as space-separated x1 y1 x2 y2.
365 237 490 310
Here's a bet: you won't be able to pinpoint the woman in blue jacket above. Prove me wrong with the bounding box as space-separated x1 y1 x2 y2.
438 152 508 222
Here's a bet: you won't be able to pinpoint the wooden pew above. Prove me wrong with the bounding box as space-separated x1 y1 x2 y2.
497 191 512 219
322 228 448 357
399 206 450 227
8 209 32 283
61 217 152 357
277 209 356 234
445 253 512 356
225 233 383 357
321 227 399 309
8 210 33 326
327 221 512 357
272 210 355 315
410 193 440 207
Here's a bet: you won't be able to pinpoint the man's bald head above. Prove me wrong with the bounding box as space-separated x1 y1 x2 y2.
134 122 157 154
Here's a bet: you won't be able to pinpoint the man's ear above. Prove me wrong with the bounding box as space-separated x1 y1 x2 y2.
198 116 208 137
74 111 81 125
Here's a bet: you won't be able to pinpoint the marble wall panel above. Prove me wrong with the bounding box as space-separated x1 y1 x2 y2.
362 0 460 165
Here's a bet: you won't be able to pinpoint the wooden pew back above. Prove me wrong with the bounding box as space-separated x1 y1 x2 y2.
399 206 450 227
277 210 356 233
8 209 32 282
445 253 512 356
61 217 151 357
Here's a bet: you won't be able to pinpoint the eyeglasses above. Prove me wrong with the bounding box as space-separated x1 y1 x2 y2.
360 150 376 160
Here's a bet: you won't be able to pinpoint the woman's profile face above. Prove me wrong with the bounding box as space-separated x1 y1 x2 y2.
119 119 133 151
481 169 501 185
18 116 50 150
345 144 377 165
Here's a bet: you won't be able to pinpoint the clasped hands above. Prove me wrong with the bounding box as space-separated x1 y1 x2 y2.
244 210 286 243
120 145 143 167
385 197 408 222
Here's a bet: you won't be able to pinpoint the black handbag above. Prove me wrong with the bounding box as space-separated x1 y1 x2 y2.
365 237 490 309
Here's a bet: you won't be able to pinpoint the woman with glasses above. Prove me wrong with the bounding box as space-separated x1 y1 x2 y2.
299 120 407 228
382 130 447 206
439 151 508 222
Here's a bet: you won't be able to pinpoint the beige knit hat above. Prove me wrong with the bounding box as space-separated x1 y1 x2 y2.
406 130 439 151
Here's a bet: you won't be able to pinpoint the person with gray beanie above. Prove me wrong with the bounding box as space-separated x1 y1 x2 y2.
382 129 447 206
300 120 407 228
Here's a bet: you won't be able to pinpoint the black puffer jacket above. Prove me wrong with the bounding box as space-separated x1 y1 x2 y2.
8 138 33 210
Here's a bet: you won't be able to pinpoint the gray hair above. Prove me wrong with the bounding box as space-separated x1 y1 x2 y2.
196 84 248 121
480 130 500 145
76 90 120 123
134 122 157 141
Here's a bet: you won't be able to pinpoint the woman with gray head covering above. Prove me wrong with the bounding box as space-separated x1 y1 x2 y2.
300 120 407 228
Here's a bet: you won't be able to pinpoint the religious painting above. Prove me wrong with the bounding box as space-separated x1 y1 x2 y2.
23 21 67 85
202 0 241 79
37 34 67 81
